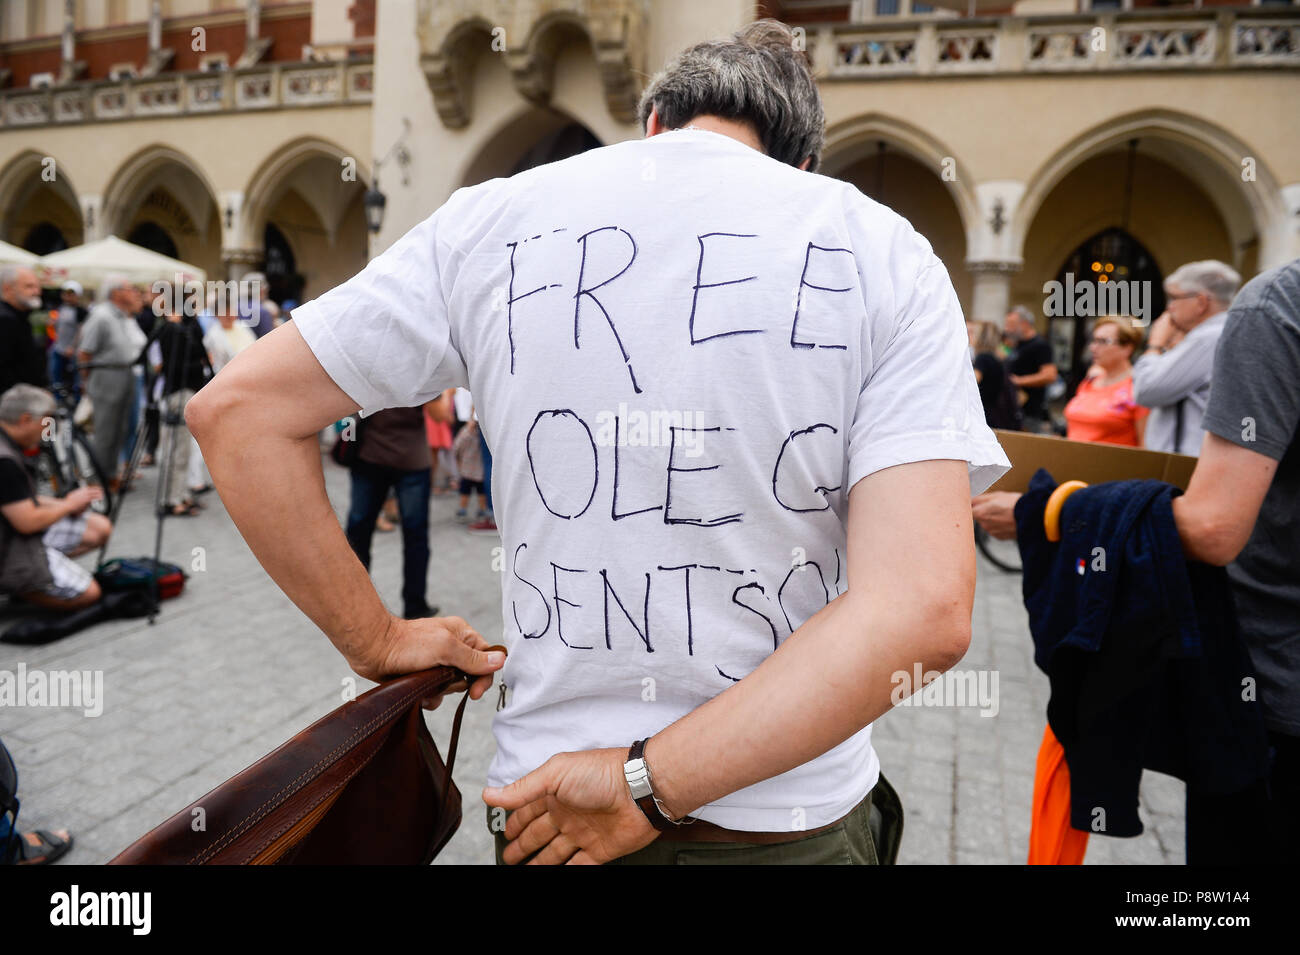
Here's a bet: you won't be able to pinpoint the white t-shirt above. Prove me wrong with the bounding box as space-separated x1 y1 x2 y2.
293 128 1010 831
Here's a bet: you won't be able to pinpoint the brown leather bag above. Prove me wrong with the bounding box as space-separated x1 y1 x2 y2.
109 667 474 865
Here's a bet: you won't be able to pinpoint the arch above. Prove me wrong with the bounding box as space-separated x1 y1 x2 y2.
456 103 602 188
101 143 222 240
516 9 595 104
1013 109 1286 270
1049 227 1166 387
23 222 70 255
0 149 83 245
821 113 981 248
240 136 370 250
425 17 500 129
127 220 181 260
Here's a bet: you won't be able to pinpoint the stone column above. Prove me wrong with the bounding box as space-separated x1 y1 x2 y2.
80 195 104 242
967 260 1020 325
222 248 262 282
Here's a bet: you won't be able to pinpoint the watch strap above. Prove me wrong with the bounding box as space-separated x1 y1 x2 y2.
627 739 671 832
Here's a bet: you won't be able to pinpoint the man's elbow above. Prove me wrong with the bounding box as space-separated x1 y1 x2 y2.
1177 500 1250 567
920 600 973 673
186 377 233 442
1193 517 1250 567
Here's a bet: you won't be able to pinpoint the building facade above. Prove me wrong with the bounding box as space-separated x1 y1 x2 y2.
0 0 376 303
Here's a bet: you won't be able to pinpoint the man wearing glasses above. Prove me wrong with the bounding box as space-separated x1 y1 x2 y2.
1132 261 1240 455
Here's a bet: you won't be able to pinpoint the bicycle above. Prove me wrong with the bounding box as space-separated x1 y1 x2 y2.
34 381 114 517
974 523 1022 574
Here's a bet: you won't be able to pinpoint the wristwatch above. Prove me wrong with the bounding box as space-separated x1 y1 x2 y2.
624 739 695 831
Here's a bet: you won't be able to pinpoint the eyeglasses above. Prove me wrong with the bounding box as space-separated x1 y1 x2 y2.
1166 291 1202 303
1090 336 1120 346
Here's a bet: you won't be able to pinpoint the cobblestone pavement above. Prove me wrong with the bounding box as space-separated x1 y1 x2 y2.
0 442 1183 865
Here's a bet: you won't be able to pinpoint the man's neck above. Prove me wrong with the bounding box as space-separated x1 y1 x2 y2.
678 115 764 154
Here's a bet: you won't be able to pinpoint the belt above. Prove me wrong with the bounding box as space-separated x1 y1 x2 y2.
654 800 861 845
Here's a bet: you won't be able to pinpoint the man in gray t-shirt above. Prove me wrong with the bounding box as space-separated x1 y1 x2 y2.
1175 256 1300 861
1201 259 1300 739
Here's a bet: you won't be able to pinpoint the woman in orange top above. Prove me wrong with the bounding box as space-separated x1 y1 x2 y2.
1064 317 1148 447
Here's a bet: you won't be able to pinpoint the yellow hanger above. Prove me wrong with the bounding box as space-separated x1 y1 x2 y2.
1044 480 1088 543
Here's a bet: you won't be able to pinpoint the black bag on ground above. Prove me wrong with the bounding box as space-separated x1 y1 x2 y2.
1 589 154 645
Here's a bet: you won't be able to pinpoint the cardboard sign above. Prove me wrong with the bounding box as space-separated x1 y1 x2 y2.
987 429 1198 493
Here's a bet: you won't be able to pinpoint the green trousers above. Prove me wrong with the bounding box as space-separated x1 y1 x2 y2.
489 772 904 865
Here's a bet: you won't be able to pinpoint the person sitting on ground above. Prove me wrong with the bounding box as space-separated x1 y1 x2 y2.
1062 316 1148 447
0 384 110 610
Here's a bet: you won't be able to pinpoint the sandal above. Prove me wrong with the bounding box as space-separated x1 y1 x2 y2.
159 503 200 517
12 828 73 865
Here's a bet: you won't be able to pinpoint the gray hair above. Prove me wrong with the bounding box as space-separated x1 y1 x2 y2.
0 383 56 424
0 264 33 289
1009 305 1037 328
637 19 825 172
99 272 134 301
1165 260 1241 308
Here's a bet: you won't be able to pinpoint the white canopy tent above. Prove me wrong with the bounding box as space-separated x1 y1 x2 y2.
37 235 206 294
0 239 39 267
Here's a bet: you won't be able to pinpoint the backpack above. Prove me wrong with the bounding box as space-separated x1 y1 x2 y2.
95 557 187 601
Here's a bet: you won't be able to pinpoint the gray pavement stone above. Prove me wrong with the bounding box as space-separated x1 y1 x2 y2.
0 448 1185 865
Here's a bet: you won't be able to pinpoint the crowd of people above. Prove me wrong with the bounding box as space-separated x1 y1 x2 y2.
971 256 1299 863
968 259 1242 454
0 262 496 626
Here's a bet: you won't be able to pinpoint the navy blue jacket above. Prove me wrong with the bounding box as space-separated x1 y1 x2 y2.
1015 468 1268 837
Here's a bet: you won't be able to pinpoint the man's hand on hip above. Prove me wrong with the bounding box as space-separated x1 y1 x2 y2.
484 749 659 865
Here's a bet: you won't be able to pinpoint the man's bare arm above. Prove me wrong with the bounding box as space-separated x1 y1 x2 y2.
646 458 974 818
185 322 503 687
1010 363 1057 389
2 497 78 536
1172 432 1276 566
972 432 1276 566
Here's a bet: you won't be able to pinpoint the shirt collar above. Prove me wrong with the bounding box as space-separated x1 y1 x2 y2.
1187 310 1228 338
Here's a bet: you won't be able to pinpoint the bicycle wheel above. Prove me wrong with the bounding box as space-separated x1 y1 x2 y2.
975 525 1022 574
69 429 113 515
33 444 66 498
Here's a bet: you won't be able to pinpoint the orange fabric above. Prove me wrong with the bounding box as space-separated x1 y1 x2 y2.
1028 723 1090 865
1064 374 1148 447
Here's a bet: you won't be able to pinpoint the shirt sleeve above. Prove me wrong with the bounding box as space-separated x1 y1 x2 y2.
78 315 102 354
846 248 1010 496
0 458 33 506
292 202 470 417
1131 330 1217 409
1202 302 1300 461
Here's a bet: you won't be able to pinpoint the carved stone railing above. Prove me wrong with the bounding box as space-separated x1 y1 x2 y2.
0 57 373 129
821 8 1300 77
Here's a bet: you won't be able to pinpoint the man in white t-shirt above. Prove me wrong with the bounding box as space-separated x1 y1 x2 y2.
188 19 1009 865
